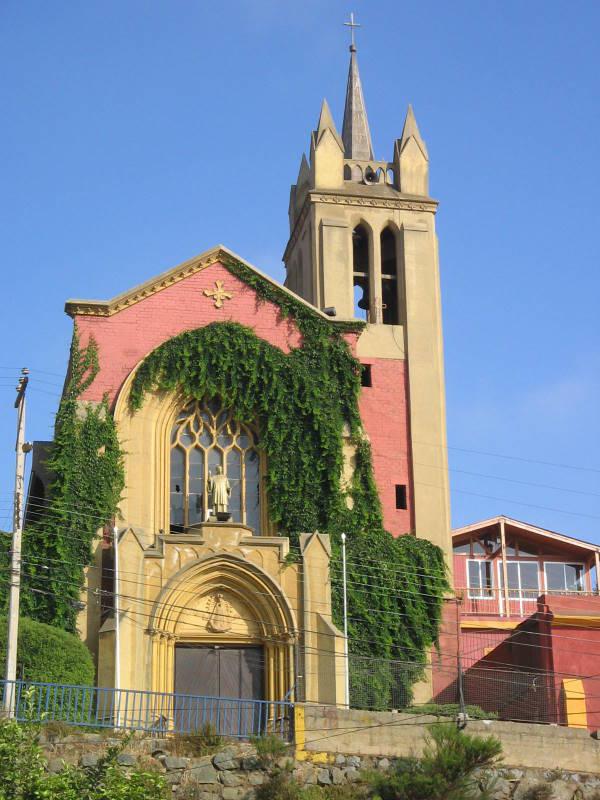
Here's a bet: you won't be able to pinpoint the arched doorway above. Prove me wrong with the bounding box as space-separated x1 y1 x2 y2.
148 553 297 705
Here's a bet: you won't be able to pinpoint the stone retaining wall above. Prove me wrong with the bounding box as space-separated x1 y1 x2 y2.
300 706 600 771
38 733 600 799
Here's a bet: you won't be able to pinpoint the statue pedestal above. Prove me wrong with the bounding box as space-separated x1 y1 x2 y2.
182 521 253 548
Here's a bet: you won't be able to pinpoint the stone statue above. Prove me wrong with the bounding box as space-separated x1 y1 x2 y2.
208 466 231 519
206 592 233 633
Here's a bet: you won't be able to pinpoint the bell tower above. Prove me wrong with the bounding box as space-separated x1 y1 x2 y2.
283 26 451 559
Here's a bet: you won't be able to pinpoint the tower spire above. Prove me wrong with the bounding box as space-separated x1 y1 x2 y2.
341 13 374 160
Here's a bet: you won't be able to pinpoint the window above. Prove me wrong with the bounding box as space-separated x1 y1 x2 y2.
498 561 539 600
452 540 471 555
380 228 399 325
395 484 407 510
479 533 500 555
544 562 584 593
170 399 261 534
360 364 372 387
467 560 494 598
352 225 370 321
504 541 518 557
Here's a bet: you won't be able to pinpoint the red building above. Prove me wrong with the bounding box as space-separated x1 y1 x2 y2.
444 517 600 730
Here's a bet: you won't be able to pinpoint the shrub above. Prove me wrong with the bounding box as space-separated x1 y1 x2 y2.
521 786 553 800
0 616 94 685
252 733 291 765
0 718 46 800
169 723 223 756
0 718 167 800
255 769 302 800
301 787 367 799
369 723 502 800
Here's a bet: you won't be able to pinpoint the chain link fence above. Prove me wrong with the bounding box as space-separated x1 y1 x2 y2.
348 653 565 725
349 655 427 711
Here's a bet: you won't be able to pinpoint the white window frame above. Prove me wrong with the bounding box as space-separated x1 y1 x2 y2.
467 559 494 600
543 561 585 594
497 560 540 617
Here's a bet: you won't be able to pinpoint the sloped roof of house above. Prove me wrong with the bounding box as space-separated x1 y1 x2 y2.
453 515 600 554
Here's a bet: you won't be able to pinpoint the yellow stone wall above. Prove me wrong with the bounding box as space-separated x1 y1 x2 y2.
93 373 346 708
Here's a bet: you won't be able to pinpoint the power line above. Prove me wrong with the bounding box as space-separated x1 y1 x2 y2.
7 559 600 666
9 497 599 597
417 440 600 475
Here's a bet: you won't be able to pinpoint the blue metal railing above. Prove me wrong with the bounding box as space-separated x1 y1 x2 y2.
0 680 293 740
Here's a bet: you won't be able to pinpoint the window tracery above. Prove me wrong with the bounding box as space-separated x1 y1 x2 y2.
170 399 261 534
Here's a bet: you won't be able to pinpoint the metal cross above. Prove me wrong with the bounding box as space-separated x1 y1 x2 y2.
203 280 233 309
344 12 361 49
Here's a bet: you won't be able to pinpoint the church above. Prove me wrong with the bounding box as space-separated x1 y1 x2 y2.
39 36 452 715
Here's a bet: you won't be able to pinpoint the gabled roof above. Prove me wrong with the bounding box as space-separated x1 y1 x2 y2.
64 244 334 321
452 515 600 554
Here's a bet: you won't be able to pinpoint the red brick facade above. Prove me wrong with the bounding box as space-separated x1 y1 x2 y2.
357 357 412 536
75 263 303 405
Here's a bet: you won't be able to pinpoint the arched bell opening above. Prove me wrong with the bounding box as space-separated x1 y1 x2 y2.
352 223 371 321
380 227 400 325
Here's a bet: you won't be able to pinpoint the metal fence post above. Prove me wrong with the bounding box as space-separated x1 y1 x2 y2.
456 598 467 728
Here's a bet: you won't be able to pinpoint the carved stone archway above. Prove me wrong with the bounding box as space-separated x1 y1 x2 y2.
148 553 297 702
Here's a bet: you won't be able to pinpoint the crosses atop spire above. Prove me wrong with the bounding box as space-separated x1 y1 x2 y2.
344 11 361 52
341 15 374 160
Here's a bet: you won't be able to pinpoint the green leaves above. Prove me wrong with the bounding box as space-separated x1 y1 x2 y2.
0 722 168 800
130 321 354 535
0 616 94 686
370 724 502 800
129 319 447 708
16 329 125 631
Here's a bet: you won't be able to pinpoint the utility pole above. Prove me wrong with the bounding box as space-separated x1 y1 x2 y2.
3 369 31 717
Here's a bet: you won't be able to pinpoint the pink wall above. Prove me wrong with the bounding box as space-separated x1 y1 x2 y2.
431 600 460 701
541 595 600 731
358 357 412 537
72 262 413 539
460 629 513 669
75 262 303 405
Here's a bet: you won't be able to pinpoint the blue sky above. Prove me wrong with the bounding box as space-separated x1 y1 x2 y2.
1 1 598 541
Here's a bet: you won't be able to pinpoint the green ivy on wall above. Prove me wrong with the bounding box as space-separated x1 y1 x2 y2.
14 330 125 632
130 307 447 705
11 258 447 706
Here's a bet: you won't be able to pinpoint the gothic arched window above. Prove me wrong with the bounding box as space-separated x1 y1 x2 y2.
380 227 400 325
352 224 370 321
170 399 261 534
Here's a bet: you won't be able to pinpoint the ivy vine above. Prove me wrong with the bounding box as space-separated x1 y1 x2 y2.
13 330 124 632
9 256 447 707
220 253 366 339
130 316 448 706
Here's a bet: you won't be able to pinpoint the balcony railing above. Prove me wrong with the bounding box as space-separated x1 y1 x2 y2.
457 588 595 619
